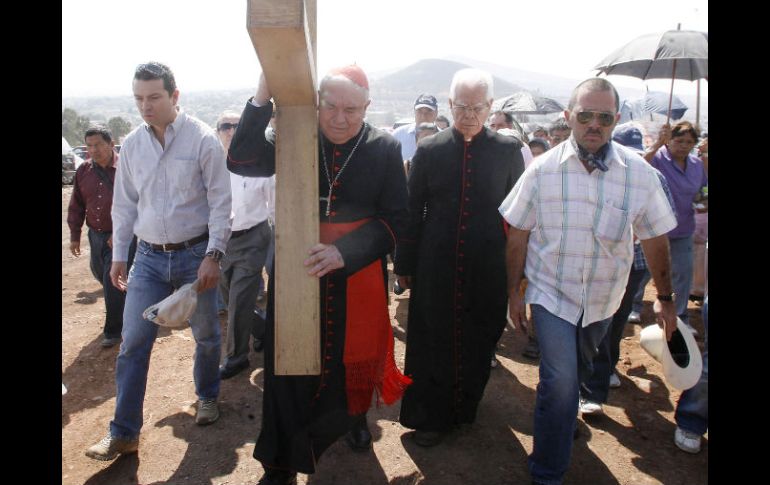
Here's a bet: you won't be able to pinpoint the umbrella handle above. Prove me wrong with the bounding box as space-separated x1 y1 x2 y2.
667 59 678 124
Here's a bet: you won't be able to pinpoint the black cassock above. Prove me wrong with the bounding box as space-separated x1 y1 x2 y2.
395 127 524 431
228 100 408 474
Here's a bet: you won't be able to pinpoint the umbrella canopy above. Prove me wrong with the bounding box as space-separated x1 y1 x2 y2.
493 91 565 115
643 91 688 120
619 92 689 123
594 29 708 81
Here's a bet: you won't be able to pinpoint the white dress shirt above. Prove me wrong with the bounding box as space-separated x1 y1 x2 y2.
230 173 275 231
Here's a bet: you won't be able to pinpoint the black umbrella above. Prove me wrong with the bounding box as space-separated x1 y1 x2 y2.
594 27 707 123
493 91 565 115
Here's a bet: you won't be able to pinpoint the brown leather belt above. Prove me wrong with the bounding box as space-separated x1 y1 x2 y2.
144 232 208 252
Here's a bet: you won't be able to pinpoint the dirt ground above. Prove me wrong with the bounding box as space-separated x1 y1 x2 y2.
61 186 708 485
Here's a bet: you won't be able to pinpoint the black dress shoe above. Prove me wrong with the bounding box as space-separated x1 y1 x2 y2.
413 429 445 447
257 469 297 485
252 338 264 353
345 418 372 451
219 359 249 380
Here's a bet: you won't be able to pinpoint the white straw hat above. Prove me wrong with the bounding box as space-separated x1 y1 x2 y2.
639 318 702 390
142 280 200 329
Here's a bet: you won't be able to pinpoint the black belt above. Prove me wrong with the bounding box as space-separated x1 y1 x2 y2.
144 232 208 252
231 221 266 239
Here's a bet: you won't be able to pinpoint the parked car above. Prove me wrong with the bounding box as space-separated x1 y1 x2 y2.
73 145 88 160
62 137 81 185
62 153 76 185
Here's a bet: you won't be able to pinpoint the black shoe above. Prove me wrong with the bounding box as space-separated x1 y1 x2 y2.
393 280 405 295
413 429 445 447
345 419 372 451
522 337 540 359
253 338 264 353
219 359 249 380
257 469 297 485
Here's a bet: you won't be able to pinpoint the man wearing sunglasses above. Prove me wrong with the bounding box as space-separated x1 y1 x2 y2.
86 61 232 461
215 111 275 380
395 68 525 448
499 77 678 485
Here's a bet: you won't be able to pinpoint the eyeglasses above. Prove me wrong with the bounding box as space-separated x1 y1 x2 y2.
451 103 490 117
218 122 239 131
575 111 615 127
135 62 164 77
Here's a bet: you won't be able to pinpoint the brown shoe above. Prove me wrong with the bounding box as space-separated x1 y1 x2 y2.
85 434 138 461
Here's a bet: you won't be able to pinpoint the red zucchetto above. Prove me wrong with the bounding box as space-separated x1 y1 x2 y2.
328 64 369 90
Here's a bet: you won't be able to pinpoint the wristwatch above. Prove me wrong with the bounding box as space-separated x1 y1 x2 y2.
656 292 676 302
205 249 224 263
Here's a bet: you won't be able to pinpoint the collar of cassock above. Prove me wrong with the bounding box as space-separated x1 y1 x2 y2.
570 136 610 172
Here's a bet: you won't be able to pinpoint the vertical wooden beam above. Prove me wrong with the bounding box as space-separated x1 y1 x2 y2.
247 0 320 375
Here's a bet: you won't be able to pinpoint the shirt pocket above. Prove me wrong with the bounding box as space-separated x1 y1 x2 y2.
167 157 200 192
594 203 629 242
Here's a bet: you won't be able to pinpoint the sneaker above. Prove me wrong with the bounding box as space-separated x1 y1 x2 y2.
196 399 220 425
609 372 621 388
490 357 499 368
674 427 702 453
101 336 121 348
579 397 604 415
627 311 641 323
85 434 138 461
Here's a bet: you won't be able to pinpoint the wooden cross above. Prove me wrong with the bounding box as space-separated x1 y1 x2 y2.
247 0 320 375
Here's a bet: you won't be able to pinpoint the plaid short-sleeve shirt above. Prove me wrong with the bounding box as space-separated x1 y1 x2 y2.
499 141 677 326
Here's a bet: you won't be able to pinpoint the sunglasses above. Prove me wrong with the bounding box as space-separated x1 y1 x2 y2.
218 122 239 131
575 111 615 127
135 62 165 77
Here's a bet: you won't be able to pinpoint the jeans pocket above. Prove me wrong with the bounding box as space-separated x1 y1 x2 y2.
187 239 208 259
137 240 154 256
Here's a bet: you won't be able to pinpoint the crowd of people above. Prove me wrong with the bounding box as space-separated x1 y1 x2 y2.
66 60 707 485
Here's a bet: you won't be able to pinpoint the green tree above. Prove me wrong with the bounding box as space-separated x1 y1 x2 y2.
62 108 91 147
107 116 132 142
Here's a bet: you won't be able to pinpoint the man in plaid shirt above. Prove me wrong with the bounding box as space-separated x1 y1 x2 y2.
499 78 678 485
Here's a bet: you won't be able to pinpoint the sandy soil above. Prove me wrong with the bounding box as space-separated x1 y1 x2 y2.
61 186 708 485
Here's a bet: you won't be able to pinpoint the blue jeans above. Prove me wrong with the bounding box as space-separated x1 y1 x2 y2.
528 305 611 485
110 239 221 439
631 269 651 314
675 297 708 435
583 266 647 403
669 235 694 324
88 231 136 338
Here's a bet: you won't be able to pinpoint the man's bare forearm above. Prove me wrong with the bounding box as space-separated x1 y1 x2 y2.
505 226 530 293
640 235 673 295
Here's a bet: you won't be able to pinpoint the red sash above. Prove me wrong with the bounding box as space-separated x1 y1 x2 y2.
320 220 412 414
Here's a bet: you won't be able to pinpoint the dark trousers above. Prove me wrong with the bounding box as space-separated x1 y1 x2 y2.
581 266 647 403
88 230 136 338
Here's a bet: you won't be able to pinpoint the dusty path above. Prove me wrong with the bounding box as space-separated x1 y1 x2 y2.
61 186 708 484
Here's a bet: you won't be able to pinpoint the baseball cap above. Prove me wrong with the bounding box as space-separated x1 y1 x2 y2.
612 123 645 151
414 94 438 111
